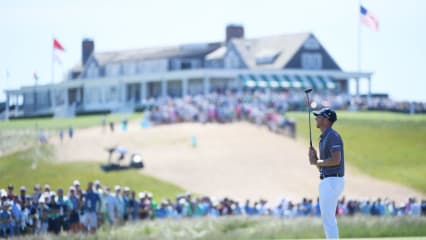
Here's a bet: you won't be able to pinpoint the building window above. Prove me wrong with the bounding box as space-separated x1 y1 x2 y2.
224 50 240 69
106 64 121 77
181 62 191 69
301 53 322 69
123 61 137 75
304 37 321 50
256 53 279 65
86 63 99 78
106 86 118 102
139 59 168 73
171 58 200 70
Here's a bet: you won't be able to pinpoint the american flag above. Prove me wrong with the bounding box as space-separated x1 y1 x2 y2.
360 5 379 31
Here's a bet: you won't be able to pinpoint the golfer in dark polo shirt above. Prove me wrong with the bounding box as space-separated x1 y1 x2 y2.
308 108 344 239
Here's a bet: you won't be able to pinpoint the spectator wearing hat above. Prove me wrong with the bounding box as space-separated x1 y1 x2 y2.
73 180 81 192
128 191 139 221
31 185 42 202
43 184 51 195
18 186 27 205
47 192 61 234
122 187 130 221
67 186 80 233
55 188 70 232
37 193 50 234
113 185 124 223
9 196 23 236
7 184 15 201
81 182 101 233
0 199 12 238
138 192 150 220
20 197 34 234
100 186 117 225
27 195 39 234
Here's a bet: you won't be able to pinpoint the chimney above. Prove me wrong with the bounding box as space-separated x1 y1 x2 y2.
226 24 244 42
82 39 94 66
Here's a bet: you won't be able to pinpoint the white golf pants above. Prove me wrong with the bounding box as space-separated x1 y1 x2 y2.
319 177 344 239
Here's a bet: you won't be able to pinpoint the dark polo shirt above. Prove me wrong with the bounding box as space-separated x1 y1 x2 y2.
319 127 345 177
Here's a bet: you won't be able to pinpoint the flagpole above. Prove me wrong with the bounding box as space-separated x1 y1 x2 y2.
357 0 362 98
51 37 56 115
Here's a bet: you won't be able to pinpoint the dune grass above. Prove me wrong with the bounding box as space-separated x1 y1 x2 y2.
0 146 184 201
16 216 426 239
286 111 426 194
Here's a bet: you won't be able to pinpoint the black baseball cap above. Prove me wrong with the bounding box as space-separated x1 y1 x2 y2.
313 108 337 123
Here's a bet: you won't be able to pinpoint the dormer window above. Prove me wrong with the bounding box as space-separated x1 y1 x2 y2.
255 50 279 65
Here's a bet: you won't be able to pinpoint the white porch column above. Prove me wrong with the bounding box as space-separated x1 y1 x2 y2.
121 82 126 104
100 87 105 105
161 79 167 98
5 93 10 120
50 86 56 112
367 76 372 105
64 88 69 108
182 78 188 97
203 75 210 95
355 78 360 97
141 81 147 101
76 88 81 103
14 94 18 116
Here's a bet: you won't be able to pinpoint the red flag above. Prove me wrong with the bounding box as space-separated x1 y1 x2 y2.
53 38 65 51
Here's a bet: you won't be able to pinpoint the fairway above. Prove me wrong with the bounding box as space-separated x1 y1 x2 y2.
287 111 426 194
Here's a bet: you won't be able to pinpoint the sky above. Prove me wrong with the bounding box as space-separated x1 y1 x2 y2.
1 0 425 102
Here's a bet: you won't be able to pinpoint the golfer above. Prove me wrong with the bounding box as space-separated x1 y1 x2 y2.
308 108 344 239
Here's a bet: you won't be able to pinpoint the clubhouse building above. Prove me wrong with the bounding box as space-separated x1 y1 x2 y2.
4 25 372 118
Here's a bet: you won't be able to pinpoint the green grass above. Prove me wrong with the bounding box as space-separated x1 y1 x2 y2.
0 113 141 130
18 216 426 239
0 146 184 201
287 111 426 193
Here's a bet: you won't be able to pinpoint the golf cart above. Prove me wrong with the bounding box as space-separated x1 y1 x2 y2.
101 146 144 172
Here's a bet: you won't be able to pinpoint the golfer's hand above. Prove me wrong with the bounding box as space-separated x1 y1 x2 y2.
309 147 318 165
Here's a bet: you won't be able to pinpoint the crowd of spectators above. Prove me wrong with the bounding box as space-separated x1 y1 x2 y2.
361 97 426 114
140 90 426 116
0 181 425 237
141 91 300 137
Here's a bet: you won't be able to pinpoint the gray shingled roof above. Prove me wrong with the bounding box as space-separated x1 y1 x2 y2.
231 32 311 69
76 32 312 70
92 42 222 66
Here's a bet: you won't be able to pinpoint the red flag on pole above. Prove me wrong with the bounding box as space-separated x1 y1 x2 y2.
53 38 65 51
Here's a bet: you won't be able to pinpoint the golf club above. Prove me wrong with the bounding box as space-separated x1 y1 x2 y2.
304 88 313 147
